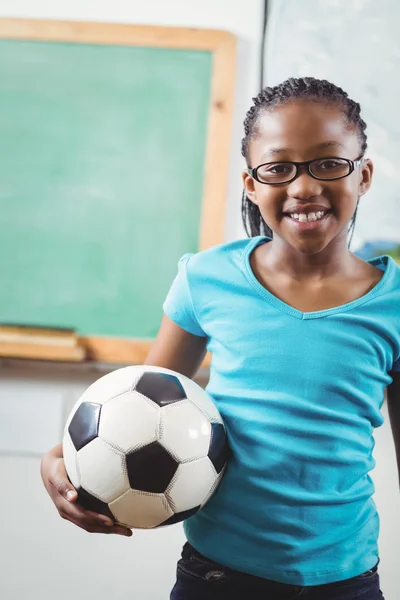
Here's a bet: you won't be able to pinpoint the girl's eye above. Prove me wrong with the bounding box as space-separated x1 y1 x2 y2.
269 164 291 174
255 163 295 183
315 159 344 170
259 163 291 175
311 158 350 179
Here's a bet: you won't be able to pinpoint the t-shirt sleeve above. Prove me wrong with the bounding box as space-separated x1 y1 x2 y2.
163 253 207 337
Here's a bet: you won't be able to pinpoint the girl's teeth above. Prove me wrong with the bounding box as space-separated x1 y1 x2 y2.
290 211 326 222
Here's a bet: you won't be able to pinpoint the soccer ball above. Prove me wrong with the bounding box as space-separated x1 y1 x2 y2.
62 365 229 529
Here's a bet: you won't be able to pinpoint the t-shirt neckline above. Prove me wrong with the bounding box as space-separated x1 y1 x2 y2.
242 236 394 320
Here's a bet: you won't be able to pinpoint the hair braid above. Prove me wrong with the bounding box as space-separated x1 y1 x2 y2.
241 77 368 243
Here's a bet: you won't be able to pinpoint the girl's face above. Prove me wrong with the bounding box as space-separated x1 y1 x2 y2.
242 101 373 255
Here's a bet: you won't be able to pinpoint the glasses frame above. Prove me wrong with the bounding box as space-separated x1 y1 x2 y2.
247 156 364 185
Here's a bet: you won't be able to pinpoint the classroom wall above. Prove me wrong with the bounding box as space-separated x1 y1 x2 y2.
1 1 400 600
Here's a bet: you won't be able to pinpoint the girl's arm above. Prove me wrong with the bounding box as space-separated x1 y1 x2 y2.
144 314 208 378
387 372 400 485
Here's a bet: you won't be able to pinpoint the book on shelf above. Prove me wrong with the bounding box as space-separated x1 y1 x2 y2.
0 324 85 361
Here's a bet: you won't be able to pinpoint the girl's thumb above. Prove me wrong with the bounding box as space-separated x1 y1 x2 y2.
57 481 77 501
66 489 77 501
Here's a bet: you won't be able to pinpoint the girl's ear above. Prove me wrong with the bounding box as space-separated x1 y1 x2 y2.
242 170 258 204
359 158 373 196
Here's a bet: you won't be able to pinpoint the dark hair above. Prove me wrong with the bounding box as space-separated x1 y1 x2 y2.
241 77 368 247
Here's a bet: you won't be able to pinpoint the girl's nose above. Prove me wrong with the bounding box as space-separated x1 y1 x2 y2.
286 169 324 200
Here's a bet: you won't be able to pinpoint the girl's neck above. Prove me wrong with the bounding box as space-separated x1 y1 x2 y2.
261 236 357 281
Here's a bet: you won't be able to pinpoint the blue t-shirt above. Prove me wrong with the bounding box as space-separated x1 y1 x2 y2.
163 236 400 586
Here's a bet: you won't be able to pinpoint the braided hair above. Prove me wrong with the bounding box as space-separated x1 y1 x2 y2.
241 77 368 247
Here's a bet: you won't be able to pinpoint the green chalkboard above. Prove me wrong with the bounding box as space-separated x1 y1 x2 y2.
0 38 213 340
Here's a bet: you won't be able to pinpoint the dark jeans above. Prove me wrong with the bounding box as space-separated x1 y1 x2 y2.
170 543 385 600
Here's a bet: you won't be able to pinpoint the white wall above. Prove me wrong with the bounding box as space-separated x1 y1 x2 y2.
1 2 400 600
264 0 400 251
0 1 264 599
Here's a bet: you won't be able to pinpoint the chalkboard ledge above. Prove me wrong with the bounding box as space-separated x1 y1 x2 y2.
79 335 211 368
0 356 211 388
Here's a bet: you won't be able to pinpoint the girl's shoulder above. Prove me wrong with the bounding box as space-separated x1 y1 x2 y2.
367 255 400 288
363 257 400 318
183 236 267 273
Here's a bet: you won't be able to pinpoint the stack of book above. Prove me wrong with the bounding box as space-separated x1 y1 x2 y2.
0 324 85 361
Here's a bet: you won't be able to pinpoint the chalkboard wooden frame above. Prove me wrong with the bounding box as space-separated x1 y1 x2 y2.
0 18 236 365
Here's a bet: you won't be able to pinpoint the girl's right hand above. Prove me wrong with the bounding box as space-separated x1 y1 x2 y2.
40 444 132 536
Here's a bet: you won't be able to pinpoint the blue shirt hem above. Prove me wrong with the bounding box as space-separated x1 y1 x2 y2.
184 531 379 586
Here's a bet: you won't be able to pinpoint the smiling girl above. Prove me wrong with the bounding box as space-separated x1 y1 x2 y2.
41 78 400 600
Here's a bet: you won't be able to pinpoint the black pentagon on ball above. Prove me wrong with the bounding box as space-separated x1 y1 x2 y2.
158 506 200 527
208 422 230 474
77 487 115 521
126 441 178 493
68 402 101 451
135 372 187 407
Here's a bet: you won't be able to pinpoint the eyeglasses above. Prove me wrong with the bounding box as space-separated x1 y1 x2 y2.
247 156 364 185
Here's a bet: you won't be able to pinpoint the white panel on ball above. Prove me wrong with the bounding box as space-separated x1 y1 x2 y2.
78 366 143 407
179 376 223 423
77 438 130 503
159 400 211 462
110 489 173 529
62 431 80 489
99 391 159 452
166 457 218 513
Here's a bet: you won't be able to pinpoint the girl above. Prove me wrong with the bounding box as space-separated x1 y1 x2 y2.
41 77 400 600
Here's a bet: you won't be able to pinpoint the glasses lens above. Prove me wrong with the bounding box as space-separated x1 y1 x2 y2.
255 162 296 183
310 158 350 180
